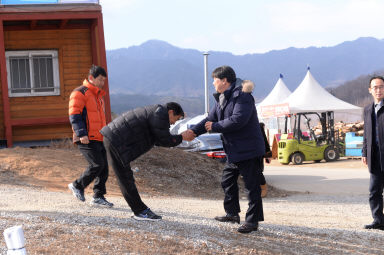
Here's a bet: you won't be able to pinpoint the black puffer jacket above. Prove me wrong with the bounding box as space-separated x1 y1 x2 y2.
100 104 182 167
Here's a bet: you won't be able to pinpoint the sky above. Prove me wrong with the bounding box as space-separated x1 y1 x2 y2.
99 0 384 55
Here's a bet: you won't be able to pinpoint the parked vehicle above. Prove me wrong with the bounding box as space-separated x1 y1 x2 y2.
178 132 223 152
205 150 227 163
170 115 225 161
278 111 344 165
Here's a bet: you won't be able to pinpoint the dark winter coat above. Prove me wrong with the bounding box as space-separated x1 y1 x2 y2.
100 104 182 167
362 103 384 173
191 79 265 163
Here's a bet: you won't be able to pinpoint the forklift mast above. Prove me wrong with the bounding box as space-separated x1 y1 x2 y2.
327 111 335 145
321 112 327 139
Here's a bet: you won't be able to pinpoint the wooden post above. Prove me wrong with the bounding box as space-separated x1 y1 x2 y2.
96 13 111 123
90 20 99 65
0 19 13 147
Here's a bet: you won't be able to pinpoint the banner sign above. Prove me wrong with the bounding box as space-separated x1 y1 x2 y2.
260 103 290 117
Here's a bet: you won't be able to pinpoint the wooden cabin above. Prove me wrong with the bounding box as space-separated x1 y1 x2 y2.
0 1 111 147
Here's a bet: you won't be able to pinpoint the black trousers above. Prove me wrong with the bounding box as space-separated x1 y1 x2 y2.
369 149 384 224
260 172 266 186
73 141 109 198
221 156 264 223
260 159 266 185
103 137 148 214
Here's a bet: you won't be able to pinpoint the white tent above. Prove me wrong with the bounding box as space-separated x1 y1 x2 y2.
283 69 362 121
256 74 292 140
257 74 292 140
257 74 292 108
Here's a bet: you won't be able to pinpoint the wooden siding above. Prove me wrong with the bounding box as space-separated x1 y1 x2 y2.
0 79 4 139
4 28 93 141
13 123 72 142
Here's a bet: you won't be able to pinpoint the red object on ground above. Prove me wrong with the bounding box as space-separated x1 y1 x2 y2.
206 151 226 159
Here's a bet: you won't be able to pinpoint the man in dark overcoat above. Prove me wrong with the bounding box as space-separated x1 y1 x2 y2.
362 76 384 230
186 66 265 233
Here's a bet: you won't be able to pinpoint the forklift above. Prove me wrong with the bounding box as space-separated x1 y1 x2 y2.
277 111 344 165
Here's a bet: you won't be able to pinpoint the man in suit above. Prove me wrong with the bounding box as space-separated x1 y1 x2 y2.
362 76 384 230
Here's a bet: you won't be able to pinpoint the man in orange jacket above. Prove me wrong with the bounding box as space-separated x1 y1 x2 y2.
68 65 113 208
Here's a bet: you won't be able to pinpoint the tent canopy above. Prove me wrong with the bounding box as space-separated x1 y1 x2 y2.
258 74 291 107
283 70 362 116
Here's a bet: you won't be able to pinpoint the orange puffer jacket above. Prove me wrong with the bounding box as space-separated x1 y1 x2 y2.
68 79 106 142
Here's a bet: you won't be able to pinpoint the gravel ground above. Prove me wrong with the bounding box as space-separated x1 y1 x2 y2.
2 184 384 255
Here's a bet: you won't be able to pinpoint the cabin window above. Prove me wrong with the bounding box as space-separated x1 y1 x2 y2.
5 50 60 97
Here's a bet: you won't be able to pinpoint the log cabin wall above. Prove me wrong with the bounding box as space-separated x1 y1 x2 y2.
4 28 92 142
0 79 4 139
0 5 110 147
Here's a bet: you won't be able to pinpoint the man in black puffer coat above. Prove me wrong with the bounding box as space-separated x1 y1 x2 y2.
100 102 192 221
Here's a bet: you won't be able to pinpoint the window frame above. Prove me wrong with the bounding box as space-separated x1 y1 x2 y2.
5 50 60 97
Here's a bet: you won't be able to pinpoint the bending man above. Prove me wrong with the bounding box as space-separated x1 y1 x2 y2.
100 102 193 220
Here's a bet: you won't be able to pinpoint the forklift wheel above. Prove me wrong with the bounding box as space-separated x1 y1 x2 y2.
291 152 304 165
324 146 339 162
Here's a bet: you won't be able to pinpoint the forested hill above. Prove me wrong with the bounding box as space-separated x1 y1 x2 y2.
328 70 384 107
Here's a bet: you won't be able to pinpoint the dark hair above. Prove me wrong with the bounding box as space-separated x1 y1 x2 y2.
211 65 236 84
89 65 107 78
369 76 384 88
166 102 184 118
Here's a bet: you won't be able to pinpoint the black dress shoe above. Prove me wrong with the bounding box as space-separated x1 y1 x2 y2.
364 222 384 230
237 222 259 233
214 214 240 224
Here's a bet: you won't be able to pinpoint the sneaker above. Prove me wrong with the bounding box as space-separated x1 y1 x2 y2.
68 183 85 202
133 208 162 221
90 196 114 208
214 214 240 224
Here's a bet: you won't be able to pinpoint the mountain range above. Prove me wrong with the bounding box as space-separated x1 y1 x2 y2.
107 37 384 115
107 37 384 101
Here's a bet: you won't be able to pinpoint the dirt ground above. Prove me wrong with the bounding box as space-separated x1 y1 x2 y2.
1 142 373 255
0 141 291 199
